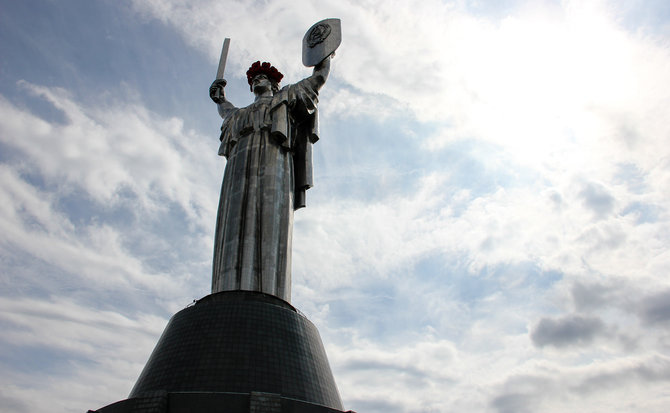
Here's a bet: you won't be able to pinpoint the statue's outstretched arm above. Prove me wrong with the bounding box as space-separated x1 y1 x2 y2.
308 54 331 91
209 79 237 119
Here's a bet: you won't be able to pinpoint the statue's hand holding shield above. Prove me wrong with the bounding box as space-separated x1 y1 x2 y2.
302 18 341 67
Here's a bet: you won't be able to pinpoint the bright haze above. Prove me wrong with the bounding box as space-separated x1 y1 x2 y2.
1 1 669 412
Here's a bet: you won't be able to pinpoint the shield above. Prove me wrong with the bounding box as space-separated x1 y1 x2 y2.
302 18 341 67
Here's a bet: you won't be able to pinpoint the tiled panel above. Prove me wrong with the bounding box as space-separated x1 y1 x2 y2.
128 291 343 411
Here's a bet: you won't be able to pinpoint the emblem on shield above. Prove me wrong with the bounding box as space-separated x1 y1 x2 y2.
307 23 332 48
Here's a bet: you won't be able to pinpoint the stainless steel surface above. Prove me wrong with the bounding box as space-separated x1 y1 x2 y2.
302 18 341 67
211 22 336 302
216 38 231 80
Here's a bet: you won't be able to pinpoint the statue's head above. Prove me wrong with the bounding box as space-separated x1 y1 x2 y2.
246 61 283 94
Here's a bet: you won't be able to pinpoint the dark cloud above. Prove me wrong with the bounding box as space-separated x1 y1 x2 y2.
573 369 627 395
634 357 670 381
579 182 615 218
571 281 617 311
530 314 605 348
0 389 29 413
491 358 670 412
346 397 404 413
573 356 670 395
340 358 455 390
491 392 538 413
639 289 670 325
573 280 670 326
570 280 641 350
342 358 427 380
490 375 551 413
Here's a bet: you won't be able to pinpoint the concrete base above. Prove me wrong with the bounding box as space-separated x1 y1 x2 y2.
90 291 346 413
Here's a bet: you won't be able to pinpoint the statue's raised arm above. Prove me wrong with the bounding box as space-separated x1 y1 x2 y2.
209 19 341 303
307 54 331 91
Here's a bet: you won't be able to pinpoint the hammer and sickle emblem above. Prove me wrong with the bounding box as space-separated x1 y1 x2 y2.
307 23 331 48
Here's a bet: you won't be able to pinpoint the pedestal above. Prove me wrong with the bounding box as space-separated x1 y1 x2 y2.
91 291 345 413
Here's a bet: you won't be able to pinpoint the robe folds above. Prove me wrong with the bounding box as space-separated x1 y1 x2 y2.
212 78 319 302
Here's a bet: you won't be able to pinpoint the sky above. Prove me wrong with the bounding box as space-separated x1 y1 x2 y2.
1 0 670 412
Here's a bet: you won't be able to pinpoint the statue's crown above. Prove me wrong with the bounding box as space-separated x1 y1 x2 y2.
246 61 284 86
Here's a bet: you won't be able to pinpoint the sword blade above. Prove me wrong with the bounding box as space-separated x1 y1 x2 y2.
216 38 231 80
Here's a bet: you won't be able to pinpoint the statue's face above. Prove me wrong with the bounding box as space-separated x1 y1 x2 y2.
252 74 272 94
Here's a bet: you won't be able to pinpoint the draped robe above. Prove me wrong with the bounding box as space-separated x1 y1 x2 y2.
212 78 319 302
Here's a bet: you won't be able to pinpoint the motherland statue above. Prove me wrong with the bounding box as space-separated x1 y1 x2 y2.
91 20 348 413
208 19 341 302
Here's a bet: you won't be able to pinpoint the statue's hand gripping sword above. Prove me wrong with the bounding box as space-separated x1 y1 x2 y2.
210 38 230 103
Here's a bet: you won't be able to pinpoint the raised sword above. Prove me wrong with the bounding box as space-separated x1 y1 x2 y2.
216 37 231 82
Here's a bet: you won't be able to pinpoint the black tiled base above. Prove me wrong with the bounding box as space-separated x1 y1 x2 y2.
91 291 345 413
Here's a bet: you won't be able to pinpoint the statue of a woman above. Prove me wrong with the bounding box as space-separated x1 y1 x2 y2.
209 56 331 302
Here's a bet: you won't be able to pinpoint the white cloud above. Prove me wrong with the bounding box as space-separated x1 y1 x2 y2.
1 82 219 221
489 354 670 413
0 164 168 294
0 85 223 300
0 296 166 412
